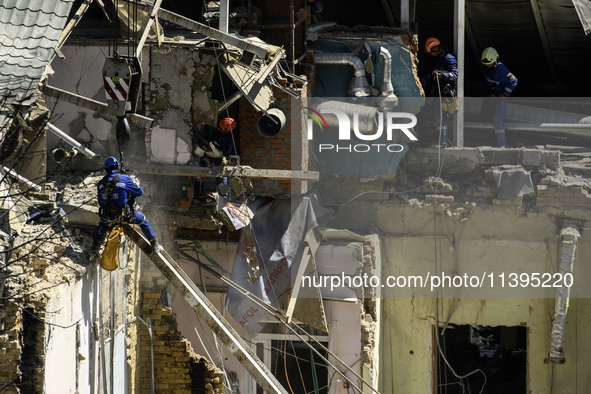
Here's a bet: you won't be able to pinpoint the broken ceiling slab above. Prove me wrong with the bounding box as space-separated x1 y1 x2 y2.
219 60 274 112
406 147 560 175
135 163 320 182
318 228 366 242
131 0 268 59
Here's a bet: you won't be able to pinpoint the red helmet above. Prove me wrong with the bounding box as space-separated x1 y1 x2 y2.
425 37 440 53
218 117 236 133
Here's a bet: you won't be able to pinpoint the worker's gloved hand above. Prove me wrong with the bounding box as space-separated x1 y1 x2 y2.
433 70 445 79
488 88 497 97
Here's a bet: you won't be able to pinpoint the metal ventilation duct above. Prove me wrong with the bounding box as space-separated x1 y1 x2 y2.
314 52 370 97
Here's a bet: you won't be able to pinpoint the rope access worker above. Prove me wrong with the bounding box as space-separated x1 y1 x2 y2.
89 156 162 258
422 37 459 147
481 47 518 148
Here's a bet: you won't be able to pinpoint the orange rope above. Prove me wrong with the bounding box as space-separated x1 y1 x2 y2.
284 327 295 394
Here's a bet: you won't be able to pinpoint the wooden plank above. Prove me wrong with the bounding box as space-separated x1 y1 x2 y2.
53 0 95 61
530 0 558 82
42 85 154 129
136 0 164 55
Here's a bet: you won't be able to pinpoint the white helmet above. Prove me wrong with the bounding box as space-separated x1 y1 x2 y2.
481 47 499 65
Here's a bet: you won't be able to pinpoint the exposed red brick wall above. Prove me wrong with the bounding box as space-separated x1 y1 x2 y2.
238 83 308 194
260 0 307 69
139 260 223 393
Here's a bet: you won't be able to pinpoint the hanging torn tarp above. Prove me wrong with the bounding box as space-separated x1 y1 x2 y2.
225 188 333 336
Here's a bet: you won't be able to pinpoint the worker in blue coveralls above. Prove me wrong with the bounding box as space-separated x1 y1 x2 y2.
422 37 459 147
89 156 162 258
481 47 518 148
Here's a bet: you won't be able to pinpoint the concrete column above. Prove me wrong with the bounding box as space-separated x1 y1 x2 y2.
454 0 465 147
401 0 410 30
220 0 229 33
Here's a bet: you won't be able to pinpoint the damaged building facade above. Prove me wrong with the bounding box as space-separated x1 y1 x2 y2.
2 0 591 393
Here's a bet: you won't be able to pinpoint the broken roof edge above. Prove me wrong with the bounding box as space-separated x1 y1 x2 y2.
130 0 270 59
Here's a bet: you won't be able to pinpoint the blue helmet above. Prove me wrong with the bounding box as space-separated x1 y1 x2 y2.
104 156 120 169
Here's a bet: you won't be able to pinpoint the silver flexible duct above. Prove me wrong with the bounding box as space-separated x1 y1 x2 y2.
314 52 370 97
549 225 580 364
379 47 394 97
378 47 398 110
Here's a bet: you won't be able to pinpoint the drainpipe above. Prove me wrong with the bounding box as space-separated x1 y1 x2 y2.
313 52 371 97
549 224 580 364
2 166 42 192
47 123 96 159
378 46 398 110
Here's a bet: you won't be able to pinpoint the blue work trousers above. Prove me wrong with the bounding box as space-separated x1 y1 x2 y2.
492 97 507 130
92 210 156 242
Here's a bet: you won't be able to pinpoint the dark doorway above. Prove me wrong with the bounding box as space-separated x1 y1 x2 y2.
435 325 527 394
253 339 329 394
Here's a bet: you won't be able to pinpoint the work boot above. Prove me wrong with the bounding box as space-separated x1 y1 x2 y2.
430 126 450 148
150 238 163 254
87 238 101 260
495 129 506 148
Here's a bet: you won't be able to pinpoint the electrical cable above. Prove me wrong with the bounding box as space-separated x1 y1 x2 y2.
290 335 309 393
284 326 296 394
309 339 319 394
175 248 378 394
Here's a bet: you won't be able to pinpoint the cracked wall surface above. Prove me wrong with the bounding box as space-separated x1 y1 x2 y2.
318 146 591 393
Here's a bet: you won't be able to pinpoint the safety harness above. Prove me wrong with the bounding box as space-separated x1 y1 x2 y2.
100 173 125 221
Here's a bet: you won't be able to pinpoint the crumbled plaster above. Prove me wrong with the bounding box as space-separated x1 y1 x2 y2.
177 137 192 164
151 126 176 164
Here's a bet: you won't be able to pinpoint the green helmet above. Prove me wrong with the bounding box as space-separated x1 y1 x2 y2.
481 47 499 65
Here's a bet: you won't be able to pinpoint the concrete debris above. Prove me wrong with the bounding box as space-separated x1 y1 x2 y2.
492 168 534 199
421 177 453 194
425 194 454 203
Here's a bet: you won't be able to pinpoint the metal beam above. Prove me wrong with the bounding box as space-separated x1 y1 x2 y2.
380 0 397 27
135 163 320 182
530 0 558 82
123 225 289 394
285 228 322 323
94 0 111 22
136 0 163 55
42 85 154 129
464 8 481 70
131 1 268 58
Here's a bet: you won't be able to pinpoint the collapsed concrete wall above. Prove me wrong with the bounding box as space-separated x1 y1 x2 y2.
315 147 591 393
0 168 228 393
